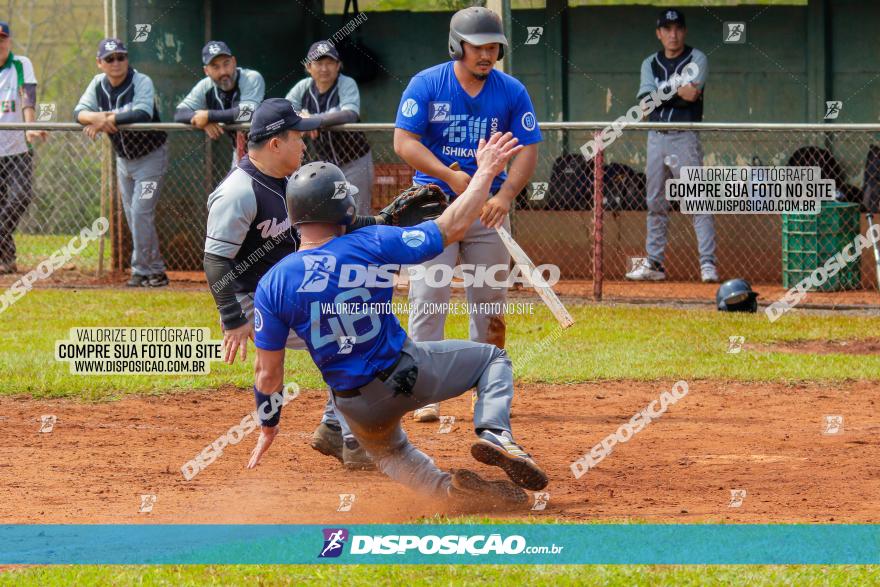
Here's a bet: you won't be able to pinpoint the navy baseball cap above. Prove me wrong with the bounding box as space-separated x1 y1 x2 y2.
657 8 686 28
306 41 340 63
0 22 10 37
202 40 233 65
97 38 128 59
248 98 321 142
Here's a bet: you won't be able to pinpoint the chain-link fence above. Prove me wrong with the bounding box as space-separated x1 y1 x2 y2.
574 122 880 290
3 122 880 293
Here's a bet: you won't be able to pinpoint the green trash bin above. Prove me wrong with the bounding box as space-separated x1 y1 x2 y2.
782 201 861 291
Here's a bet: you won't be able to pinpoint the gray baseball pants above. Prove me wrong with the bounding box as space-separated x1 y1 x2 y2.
340 152 374 215
333 337 514 498
407 215 510 348
645 130 716 266
116 144 168 276
236 292 354 439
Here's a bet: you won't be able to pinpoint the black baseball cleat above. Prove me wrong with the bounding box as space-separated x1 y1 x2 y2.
126 274 149 287
146 272 169 287
471 430 548 491
448 469 528 506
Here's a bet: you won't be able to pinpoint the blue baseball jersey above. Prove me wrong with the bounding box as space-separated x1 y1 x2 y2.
254 221 445 391
395 61 542 198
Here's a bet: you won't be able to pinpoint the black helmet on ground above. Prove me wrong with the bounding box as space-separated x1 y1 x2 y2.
716 278 759 313
286 162 357 226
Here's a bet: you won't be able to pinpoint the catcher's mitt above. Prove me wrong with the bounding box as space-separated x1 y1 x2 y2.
379 184 448 227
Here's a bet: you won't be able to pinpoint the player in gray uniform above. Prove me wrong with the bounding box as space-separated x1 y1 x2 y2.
203 98 376 470
175 41 264 166
285 41 374 214
625 9 718 283
205 99 433 471
75 38 168 288
248 131 548 505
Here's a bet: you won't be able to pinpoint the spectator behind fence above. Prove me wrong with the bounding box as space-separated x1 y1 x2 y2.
74 38 169 287
0 21 46 274
285 41 374 213
625 8 718 284
174 40 265 167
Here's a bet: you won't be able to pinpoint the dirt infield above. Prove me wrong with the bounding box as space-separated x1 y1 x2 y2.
2 380 878 525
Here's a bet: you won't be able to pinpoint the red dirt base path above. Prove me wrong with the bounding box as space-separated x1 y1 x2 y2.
1 380 878 525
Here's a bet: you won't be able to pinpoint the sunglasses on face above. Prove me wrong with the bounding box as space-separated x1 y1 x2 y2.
103 54 127 64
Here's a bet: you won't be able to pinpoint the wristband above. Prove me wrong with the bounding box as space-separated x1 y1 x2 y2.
254 385 282 427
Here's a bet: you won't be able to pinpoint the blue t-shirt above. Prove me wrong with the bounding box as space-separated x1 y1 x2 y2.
394 61 542 198
254 221 445 391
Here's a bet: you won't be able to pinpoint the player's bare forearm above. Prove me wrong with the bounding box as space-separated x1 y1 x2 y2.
254 348 285 395
436 166 495 244
436 132 522 244
393 128 458 185
495 144 538 203
76 111 103 125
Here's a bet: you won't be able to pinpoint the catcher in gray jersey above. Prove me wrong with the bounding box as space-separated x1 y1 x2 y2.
203 98 446 471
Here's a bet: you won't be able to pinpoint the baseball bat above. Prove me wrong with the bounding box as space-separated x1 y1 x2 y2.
449 161 575 328
866 212 880 290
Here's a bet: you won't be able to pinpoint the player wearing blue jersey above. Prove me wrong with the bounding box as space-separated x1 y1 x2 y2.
248 132 548 505
393 7 541 423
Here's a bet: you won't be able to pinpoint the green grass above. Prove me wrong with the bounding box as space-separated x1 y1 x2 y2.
2 289 879 399
14 233 110 273
3 289 877 583
0 564 876 586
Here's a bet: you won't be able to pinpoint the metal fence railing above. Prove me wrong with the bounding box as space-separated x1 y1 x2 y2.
2 122 880 293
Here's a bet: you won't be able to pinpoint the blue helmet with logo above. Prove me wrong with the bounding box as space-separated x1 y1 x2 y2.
716 278 759 313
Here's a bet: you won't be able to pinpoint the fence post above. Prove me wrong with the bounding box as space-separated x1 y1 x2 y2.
97 139 108 278
593 131 604 301
112 151 122 274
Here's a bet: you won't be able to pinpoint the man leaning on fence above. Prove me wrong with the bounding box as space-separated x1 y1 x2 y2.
174 40 265 168
285 41 373 214
74 38 169 287
0 21 46 274
625 9 718 284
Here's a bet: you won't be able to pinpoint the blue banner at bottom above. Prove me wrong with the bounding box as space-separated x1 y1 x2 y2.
1 524 878 564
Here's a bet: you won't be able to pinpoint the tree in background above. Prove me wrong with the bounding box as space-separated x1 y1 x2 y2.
4 0 105 115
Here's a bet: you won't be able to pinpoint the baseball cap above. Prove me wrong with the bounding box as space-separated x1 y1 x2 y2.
202 40 233 65
0 22 10 37
657 8 686 28
305 40 340 63
97 38 128 59
248 98 321 142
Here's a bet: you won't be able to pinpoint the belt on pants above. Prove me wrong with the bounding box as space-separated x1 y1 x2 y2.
331 351 405 399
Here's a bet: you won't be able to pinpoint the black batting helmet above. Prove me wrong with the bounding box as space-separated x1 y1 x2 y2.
448 7 507 61
286 162 357 226
716 278 759 313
